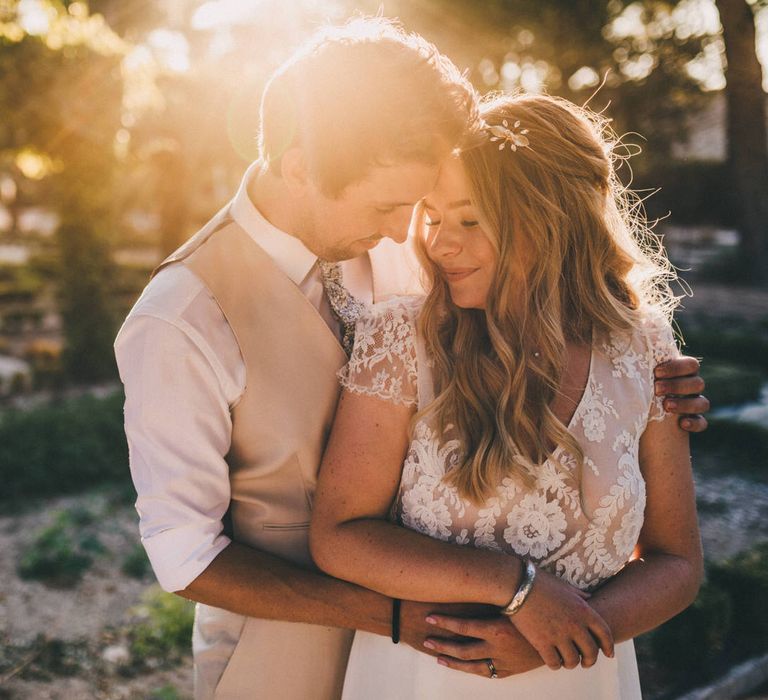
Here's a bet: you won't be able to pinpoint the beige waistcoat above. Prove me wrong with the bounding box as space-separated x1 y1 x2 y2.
153 206 421 700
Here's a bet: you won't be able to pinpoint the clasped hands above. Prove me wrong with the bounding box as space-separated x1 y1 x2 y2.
400 567 614 679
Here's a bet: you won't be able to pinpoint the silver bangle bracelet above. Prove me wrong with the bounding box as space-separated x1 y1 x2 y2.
501 559 537 617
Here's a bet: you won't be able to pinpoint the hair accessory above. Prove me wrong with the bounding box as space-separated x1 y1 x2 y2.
501 559 537 617
486 119 530 151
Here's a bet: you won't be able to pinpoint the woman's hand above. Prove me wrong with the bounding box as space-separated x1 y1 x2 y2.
507 567 614 670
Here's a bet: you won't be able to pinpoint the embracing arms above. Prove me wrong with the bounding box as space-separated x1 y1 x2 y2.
310 379 703 675
310 390 615 671
114 311 445 648
422 408 703 675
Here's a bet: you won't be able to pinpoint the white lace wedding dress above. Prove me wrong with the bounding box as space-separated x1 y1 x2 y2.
337 295 678 700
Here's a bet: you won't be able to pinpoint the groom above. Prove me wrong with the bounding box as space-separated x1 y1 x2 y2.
115 17 709 700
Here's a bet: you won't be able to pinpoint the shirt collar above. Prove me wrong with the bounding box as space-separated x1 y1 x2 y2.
229 161 318 285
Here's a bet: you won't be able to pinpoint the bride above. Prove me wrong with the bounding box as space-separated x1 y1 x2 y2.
309 93 703 698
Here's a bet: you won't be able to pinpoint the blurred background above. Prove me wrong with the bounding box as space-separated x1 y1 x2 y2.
0 1 767 698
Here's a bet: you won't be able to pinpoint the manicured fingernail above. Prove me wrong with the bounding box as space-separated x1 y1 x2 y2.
424 641 436 650
682 419 691 429
426 616 437 625
666 400 677 410
437 658 448 666
655 383 667 395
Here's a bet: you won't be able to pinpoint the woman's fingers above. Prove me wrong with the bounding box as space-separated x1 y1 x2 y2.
537 644 564 671
574 632 599 668
588 618 614 658
557 641 581 670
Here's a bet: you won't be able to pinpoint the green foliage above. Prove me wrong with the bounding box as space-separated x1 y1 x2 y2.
150 685 182 700
699 361 765 407
0 391 129 504
649 581 732 684
679 317 768 373
643 541 768 694
57 220 118 384
17 508 105 587
709 542 768 655
122 543 151 579
691 419 768 482
640 162 737 229
129 587 195 663
0 264 46 303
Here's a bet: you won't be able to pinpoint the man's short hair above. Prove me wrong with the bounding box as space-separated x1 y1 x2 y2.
258 16 478 196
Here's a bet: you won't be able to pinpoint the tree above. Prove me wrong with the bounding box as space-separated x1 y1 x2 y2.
716 0 768 283
0 1 125 382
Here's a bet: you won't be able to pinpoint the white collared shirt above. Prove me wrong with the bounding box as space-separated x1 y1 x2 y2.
114 163 373 592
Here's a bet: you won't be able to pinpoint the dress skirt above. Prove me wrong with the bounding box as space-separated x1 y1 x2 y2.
341 631 642 700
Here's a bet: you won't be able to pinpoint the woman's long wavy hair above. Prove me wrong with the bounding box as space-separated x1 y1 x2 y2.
414 93 678 503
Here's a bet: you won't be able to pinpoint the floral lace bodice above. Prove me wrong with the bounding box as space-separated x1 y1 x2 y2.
338 296 678 591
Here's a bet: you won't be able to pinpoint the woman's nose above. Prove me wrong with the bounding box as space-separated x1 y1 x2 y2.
428 224 462 257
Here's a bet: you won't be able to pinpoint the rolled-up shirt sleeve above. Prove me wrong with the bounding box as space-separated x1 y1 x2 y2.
115 313 235 592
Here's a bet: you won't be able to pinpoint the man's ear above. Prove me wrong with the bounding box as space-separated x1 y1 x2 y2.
280 147 311 197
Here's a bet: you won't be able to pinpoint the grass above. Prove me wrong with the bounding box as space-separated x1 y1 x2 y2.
129 587 195 664
17 507 106 587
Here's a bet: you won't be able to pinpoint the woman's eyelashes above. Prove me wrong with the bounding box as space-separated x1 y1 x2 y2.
424 215 479 228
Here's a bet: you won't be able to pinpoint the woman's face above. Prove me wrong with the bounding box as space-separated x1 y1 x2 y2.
423 157 497 310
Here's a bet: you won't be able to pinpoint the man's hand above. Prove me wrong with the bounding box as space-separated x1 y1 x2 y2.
654 356 709 432
422 614 544 678
399 601 496 655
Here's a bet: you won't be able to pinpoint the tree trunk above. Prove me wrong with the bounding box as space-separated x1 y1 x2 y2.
716 0 768 283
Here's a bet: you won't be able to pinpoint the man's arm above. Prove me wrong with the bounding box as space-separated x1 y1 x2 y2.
115 309 458 652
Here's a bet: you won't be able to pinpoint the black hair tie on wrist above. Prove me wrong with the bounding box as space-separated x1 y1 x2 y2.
391 598 401 644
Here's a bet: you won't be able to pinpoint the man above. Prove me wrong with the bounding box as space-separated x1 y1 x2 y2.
115 17 708 700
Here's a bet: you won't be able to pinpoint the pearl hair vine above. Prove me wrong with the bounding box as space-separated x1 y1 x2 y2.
484 118 530 151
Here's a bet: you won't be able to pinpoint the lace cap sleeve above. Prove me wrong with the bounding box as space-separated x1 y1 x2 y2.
643 309 680 422
337 296 422 407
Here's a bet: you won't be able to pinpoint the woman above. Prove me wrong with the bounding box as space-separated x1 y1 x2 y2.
310 93 703 699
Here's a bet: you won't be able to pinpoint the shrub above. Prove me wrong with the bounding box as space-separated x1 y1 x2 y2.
0 391 129 505
678 317 768 373
699 361 764 408
18 523 94 588
129 587 195 663
649 580 732 685
122 543 151 579
691 419 768 481
709 542 768 655
150 686 182 700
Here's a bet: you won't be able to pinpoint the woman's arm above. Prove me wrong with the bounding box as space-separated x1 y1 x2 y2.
310 389 523 605
310 389 613 670
587 410 704 640
425 408 703 670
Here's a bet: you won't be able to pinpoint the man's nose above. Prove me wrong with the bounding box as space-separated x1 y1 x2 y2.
381 208 414 244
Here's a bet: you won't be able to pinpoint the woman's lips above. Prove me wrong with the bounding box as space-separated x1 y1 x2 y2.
441 268 477 282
